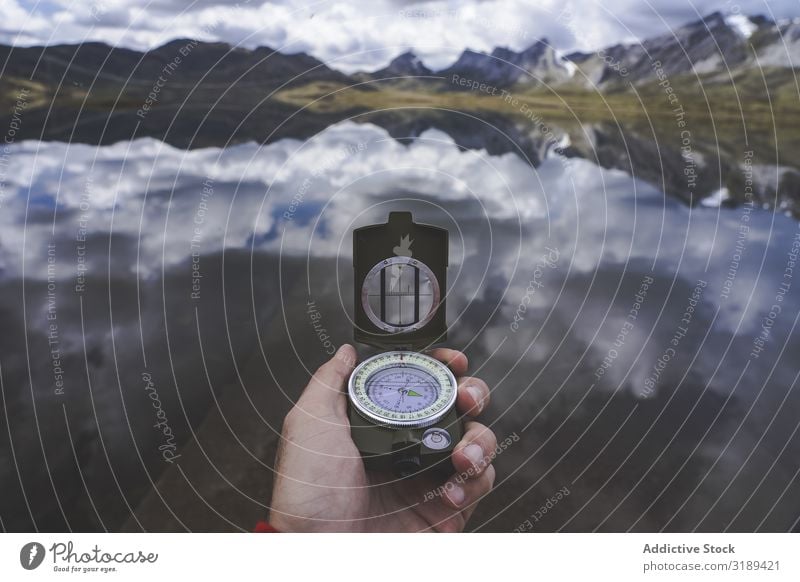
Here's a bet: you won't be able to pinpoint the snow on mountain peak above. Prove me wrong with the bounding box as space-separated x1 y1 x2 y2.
556 51 577 77
725 14 757 39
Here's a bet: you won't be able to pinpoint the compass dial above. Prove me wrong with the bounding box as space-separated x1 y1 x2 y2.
348 351 457 428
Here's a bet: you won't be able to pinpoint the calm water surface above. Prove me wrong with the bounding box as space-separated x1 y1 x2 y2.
1 119 799 531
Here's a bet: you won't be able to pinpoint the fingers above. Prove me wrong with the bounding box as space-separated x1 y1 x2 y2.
427 349 490 416
427 348 468 377
422 463 496 532
455 465 496 527
451 420 497 477
297 344 357 411
440 464 496 512
456 376 490 416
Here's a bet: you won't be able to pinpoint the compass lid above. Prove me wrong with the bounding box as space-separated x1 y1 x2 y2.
353 212 448 349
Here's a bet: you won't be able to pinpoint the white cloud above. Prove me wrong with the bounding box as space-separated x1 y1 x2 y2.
6 0 798 73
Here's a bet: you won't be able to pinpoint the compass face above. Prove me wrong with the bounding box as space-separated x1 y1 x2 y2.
348 351 457 428
366 367 439 413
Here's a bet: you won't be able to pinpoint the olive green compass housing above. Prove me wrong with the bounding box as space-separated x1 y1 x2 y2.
349 212 462 477
348 351 463 476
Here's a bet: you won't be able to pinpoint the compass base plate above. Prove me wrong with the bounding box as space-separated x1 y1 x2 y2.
349 405 462 477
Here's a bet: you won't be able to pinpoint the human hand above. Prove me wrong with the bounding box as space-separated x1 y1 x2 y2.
269 344 496 532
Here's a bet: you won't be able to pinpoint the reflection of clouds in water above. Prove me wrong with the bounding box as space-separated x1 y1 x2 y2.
1 122 547 277
2 119 799 531
467 154 800 530
5 121 798 403
494 154 800 398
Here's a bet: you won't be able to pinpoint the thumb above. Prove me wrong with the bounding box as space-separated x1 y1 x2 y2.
299 344 357 410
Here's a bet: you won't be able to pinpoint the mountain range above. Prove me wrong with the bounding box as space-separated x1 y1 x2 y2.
0 38 350 94
1 10 798 104
0 11 798 215
356 11 800 89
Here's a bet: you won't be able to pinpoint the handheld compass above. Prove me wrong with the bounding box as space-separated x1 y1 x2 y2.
348 212 462 477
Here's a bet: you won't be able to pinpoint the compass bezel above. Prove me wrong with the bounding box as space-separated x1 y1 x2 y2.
348 351 457 428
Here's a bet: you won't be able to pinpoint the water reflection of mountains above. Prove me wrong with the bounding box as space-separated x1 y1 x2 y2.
13 105 799 218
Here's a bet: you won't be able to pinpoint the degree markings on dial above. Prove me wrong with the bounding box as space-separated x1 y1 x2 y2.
351 352 455 423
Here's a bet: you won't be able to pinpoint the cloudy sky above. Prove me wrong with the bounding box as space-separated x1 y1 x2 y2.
2 0 799 71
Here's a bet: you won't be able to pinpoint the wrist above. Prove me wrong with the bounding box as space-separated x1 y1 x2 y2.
254 520 281 533
267 509 296 533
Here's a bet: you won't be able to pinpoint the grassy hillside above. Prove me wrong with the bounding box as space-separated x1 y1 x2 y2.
273 71 800 127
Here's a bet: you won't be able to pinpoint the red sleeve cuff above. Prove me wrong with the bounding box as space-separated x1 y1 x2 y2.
254 520 281 533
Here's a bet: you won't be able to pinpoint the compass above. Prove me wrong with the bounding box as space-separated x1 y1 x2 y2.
349 212 461 477
348 351 457 428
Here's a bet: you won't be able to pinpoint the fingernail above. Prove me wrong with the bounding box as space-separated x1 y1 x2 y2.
335 344 356 367
446 483 465 507
463 443 484 469
466 385 484 411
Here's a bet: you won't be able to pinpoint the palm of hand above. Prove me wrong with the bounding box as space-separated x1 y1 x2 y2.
270 345 496 533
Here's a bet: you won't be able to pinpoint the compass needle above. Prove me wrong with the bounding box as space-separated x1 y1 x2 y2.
349 352 455 428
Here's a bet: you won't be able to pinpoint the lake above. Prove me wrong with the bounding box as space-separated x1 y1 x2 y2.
1 115 799 532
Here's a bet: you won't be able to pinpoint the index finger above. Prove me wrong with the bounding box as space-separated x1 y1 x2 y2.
427 348 468 377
